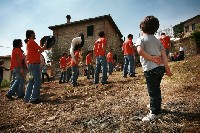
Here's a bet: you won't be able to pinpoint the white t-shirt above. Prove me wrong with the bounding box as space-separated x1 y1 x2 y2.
135 34 164 71
179 47 184 51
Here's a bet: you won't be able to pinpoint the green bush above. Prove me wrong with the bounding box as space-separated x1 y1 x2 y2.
190 30 200 48
1 79 10 88
190 24 200 49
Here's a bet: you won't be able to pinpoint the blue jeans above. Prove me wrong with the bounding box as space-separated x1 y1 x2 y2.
123 55 134 76
87 64 94 79
10 70 16 87
94 56 107 84
60 70 66 82
71 66 79 85
7 67 24 97
107 62 113 75
66 67 72 82
144 66 165 115
24 64 41 102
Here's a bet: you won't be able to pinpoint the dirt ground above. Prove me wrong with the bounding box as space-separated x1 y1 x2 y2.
0 55 200 133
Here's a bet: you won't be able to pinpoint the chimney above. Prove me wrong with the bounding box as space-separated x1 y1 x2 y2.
66 15 71 24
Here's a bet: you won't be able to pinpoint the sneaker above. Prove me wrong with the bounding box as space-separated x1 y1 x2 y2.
123 75 127 78
72 83 79 87
129 74 136 77
5 94 13 100
142 112 160 122
102 81 111 85
16 95 25 99
23 99 29 103
30 99 41 104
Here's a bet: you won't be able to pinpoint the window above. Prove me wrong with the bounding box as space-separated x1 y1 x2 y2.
87 25 94 36
185 26 189 33
192 23 196 30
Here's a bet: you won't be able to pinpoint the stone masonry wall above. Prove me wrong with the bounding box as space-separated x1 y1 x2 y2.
52 18 123 64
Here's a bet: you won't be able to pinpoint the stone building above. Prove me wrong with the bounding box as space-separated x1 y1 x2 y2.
48 14 123 64
172 14 200 56
183 14 200 37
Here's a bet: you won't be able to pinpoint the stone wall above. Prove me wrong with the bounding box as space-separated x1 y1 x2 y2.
184 15 200 37
172 37 198 57
52 18 123 64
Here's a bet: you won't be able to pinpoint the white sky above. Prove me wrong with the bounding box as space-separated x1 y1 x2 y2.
0 0 200 57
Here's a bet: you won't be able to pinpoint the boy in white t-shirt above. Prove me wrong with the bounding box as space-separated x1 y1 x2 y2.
135 16 172 122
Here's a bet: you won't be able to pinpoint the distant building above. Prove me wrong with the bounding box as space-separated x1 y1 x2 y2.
173 14 200 38
157 26 174 37
48 14 124 63
183 14 200 37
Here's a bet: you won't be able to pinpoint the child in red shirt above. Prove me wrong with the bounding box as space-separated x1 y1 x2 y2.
6 39 25 99
24 30 47 104
59 53 67 84
159 33 170 56
93 31 108 85
86 50 94 79
66 54 72 83
107 49 114 75
122 34 136 77
71 48 81 87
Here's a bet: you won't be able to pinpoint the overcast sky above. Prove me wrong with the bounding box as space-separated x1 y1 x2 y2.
0 0 200 57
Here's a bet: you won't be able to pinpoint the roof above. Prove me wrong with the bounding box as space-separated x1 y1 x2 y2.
48 14 123 38
183 14 200 24
0 55 11 59
173 14 200 27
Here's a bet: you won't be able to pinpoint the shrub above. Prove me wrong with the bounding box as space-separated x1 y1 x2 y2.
190 30 200 48
1 79 10 88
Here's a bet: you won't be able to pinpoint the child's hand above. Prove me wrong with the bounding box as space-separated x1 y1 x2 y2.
165 66 173 77
151 56 163 65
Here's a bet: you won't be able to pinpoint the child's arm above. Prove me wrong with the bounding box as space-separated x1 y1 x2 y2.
3 67 10 71
161 49 173 76
137 46 162 64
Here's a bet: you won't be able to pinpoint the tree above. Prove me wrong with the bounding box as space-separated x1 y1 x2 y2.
46 42 69 68
173 22 184 38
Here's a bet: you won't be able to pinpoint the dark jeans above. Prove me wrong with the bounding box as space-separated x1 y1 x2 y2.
59 71 66 82
71 66 79 85
94 56 108 84
107 62 113 75
0 75 2 86
66 67 72 82
42 73 50 83
144 66 165 115
87 65 94 79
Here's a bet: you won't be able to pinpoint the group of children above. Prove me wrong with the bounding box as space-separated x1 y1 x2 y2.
4 16 174 122
169 46 185 62
5 30 47 104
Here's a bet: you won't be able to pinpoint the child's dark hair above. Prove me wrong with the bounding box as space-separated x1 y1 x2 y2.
25 30 34 42
98 31 105 37
161 33 165 35
13 39 22 49
62 53 67 56
24 39 28 44
128 34 133 38
140 16 159 34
